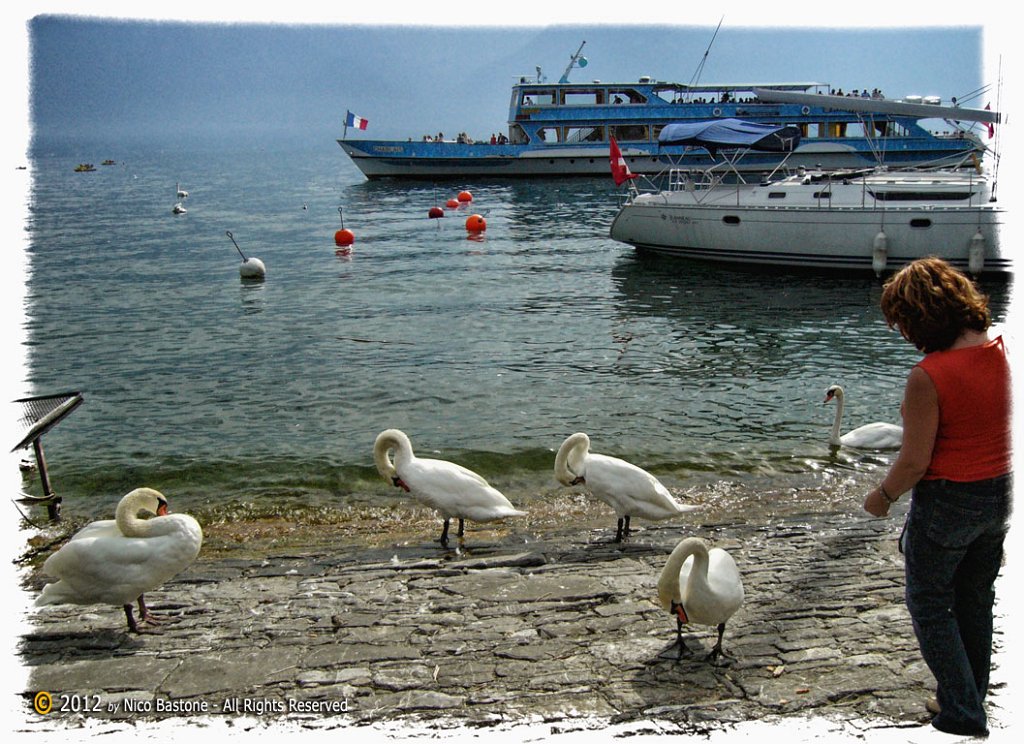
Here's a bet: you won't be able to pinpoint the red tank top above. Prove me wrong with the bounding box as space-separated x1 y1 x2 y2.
916 336 1011 481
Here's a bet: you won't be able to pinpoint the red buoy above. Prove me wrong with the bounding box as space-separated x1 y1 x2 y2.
465 214 486 232
457 190 473 203
428 206 444 219
335 228 355 247
446 198 459 208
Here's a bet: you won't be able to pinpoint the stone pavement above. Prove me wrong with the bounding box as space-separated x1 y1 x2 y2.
12 505 1012 739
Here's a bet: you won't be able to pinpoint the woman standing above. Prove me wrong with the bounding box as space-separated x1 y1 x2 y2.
864 257 1011 737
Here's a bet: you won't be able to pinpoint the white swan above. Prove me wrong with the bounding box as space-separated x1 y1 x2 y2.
657 536 744 661
823 384 903 450
554 432 697 542
36 488 203 632
373 429 526 546
176 182 189 198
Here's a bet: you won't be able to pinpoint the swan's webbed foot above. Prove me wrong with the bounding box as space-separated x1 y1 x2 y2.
123 602 163 634
705 623 733 663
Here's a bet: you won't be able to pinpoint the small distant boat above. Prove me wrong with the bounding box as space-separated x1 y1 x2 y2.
74 163 96 172
101 159 116 166
608 119 1007 275
172 202 187 215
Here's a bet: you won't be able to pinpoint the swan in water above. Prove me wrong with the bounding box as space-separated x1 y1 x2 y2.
36 488 203 632
824 384 903 450
657 536 744 661
554 432 697 542
176 182 189 198
373 429 526 546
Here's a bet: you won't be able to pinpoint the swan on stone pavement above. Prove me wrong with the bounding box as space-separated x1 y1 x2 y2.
554 432 697 542
657 536 744 661
36 487 203 633
373 428 526 547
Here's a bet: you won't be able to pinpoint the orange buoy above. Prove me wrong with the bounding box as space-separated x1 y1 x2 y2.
446 198 459 208
335 228 355 247
428 206 444 219
465 214 486 232
457 190 473 203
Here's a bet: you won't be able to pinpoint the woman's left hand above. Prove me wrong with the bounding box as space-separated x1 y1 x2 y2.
864 487 891 517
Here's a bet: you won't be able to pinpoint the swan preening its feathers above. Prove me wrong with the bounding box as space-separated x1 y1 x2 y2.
657 536 744 661
554 432 697 542
36 488 203 633
823 384 904 450
373 429 526 546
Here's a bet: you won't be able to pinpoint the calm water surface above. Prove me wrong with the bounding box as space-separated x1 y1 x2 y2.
17 139 1014 524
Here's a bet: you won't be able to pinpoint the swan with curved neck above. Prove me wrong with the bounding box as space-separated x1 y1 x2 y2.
824 384 903 449
554 432 696 542
373 429 526 547
36 488 203 632
657 536 744 661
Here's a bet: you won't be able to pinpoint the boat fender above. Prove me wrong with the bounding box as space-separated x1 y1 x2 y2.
969 230 985 275
801 105 810 115
872 231 888 276
712 107 722 117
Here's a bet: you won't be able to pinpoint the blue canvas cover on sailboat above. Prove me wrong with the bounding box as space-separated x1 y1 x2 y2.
658 119 801 154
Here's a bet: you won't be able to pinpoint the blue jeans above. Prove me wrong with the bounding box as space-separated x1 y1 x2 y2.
904 474 1011 736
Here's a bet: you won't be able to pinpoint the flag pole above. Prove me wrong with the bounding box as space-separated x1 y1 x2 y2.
343 110 349 139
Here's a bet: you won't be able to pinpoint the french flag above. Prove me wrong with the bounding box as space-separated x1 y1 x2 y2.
345 110 369 130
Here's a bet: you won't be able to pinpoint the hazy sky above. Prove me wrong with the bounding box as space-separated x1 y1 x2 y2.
25 15 991 148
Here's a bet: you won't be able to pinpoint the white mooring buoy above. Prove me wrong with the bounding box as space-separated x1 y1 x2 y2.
227 230 266 281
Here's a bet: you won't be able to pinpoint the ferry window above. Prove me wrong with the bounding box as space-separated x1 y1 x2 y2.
508 124 528 145
565 126 604 143
611 124 649 142
562 90 600 106
523 90 555 106
609 88 646 104
536 127 560 143
842 122 866 138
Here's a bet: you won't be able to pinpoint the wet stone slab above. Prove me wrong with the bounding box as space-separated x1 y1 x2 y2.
14 507 1011 736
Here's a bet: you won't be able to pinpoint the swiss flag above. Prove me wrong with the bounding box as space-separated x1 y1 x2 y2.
985 104 995 139
609 137 638 186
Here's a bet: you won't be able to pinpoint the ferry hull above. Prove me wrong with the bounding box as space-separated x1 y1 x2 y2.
609 200 1008 275
339 139 979 180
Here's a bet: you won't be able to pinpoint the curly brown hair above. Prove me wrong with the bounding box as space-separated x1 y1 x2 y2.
880 257 991 353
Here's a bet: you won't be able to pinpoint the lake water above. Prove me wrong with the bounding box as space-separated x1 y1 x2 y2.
14 138 1014 526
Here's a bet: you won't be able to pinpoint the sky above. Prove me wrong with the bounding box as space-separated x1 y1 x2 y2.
1 2 1022 743
22 14 993 148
